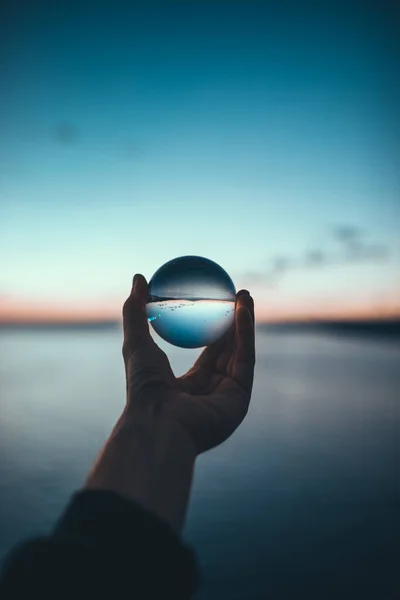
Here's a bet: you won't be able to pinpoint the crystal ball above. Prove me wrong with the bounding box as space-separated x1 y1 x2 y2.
146 255 236 348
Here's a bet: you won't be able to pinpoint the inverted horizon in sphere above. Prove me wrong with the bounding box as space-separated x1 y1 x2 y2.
146 255 236 348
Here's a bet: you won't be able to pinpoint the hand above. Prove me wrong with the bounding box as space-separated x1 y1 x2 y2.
122 274 255 454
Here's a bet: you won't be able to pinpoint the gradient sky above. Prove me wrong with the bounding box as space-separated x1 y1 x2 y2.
1 0 399 322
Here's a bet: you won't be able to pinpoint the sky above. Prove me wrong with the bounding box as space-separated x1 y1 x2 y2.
1 0 399 322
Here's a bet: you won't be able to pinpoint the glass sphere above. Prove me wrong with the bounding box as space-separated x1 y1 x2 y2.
146 255 236 348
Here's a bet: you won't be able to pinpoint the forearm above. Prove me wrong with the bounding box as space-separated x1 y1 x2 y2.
84 404 197 532
0 407 198 597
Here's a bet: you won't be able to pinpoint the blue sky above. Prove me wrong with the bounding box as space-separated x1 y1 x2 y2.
1 1 399 320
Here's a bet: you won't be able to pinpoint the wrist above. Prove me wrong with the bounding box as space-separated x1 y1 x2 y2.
122 400 197 457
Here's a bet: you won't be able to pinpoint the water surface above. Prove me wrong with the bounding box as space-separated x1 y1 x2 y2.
0 329 399 599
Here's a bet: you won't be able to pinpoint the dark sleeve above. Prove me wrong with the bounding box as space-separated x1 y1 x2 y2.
0 490 199 599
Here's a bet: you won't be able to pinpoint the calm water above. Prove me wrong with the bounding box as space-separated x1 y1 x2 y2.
0 328 399 599
147 299 235 347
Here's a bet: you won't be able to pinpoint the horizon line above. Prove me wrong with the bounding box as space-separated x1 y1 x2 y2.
1 314 400 329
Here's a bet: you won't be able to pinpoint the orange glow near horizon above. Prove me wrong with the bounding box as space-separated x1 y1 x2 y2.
1 294 399 324
0 297 121 324
256 291 400 322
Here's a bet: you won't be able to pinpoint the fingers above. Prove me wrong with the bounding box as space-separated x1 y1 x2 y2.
189 289 253 376
193 323 234 372
232 291 255 394
236 289 255 323
122 274 152 351
180 324 234 394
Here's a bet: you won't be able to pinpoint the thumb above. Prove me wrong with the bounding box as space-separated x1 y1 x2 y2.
122 274 151 349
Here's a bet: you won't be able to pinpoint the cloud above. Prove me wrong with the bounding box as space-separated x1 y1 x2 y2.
332 225 362 246
239 225 390 287
271 256 292 274
239 256 292 288
343 243 389 262
54 123 79 145
332 224 389 262
305 250 327 267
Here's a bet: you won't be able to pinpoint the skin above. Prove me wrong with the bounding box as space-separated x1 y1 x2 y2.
85 274 256 531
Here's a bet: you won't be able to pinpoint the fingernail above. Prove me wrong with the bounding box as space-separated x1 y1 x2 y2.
132 274 139 291
237 289 250 297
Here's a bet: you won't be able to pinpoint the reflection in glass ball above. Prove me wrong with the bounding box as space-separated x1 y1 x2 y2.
146 255 236 348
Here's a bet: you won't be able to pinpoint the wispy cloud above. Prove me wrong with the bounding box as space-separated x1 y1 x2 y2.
240 225 390 287
304 250 327 267
332 225 361 247
332 225 388 262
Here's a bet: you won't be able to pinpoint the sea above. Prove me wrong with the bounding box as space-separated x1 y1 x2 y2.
0 327 399 599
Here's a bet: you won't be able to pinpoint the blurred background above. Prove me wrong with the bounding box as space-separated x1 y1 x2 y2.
0 1 399 598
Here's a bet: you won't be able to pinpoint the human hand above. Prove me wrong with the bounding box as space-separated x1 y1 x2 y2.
122 274 255 454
